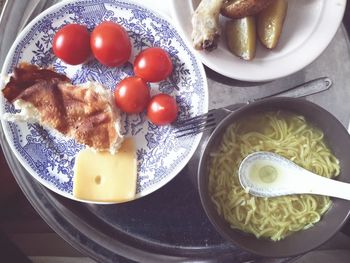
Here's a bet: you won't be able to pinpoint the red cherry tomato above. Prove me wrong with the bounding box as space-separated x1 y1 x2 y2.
52 24 91 65
114 77 150 113
147 94 178 125
134 47 173 82
91 21 131 67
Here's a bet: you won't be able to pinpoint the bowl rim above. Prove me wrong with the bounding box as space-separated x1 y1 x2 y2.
197 97 350 257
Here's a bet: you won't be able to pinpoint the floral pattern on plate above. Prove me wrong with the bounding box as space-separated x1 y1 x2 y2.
0 0 208 202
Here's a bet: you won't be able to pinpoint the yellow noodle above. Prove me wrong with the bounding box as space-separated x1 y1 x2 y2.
208 111 340 241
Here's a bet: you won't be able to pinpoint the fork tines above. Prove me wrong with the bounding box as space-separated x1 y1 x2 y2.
174 112 216 138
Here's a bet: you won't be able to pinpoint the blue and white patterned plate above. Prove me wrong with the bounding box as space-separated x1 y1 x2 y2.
0 0 208 203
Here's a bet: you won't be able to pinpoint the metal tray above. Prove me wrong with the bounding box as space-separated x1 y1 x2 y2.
1 1 350 262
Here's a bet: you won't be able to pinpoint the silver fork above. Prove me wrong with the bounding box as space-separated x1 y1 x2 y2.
174 77 332 138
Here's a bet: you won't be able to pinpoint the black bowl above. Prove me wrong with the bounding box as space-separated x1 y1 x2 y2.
198 97 350 257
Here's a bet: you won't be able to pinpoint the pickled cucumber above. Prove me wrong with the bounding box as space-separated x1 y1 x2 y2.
226 16 256 60
257 0 288 49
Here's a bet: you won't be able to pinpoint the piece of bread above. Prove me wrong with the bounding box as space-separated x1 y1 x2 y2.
221 0 275 19
2 63 123 154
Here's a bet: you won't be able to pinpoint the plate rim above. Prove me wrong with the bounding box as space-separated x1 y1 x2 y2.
0 0 208 204
169 0 347 82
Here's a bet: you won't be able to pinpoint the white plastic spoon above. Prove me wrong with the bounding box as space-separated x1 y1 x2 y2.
238 151 350 200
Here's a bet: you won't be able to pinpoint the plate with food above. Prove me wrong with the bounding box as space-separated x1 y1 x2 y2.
170 0 347 82
0 0 208 203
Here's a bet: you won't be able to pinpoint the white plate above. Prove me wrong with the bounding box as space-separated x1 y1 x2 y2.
0 0 208 203
170 0 346 82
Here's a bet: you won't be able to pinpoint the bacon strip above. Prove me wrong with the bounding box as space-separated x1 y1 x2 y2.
2 63 123 153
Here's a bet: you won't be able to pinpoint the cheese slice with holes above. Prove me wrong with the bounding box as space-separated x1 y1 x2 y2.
73 138 137 202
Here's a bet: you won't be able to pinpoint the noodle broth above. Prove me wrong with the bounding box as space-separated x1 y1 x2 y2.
198 97 350 257
208 111 340 241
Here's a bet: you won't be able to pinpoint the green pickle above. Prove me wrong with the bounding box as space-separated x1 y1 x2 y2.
225 16 256 61
257 0 288 49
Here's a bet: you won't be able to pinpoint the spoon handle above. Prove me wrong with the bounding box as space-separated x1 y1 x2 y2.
297 173 350 200
250 77 332 102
